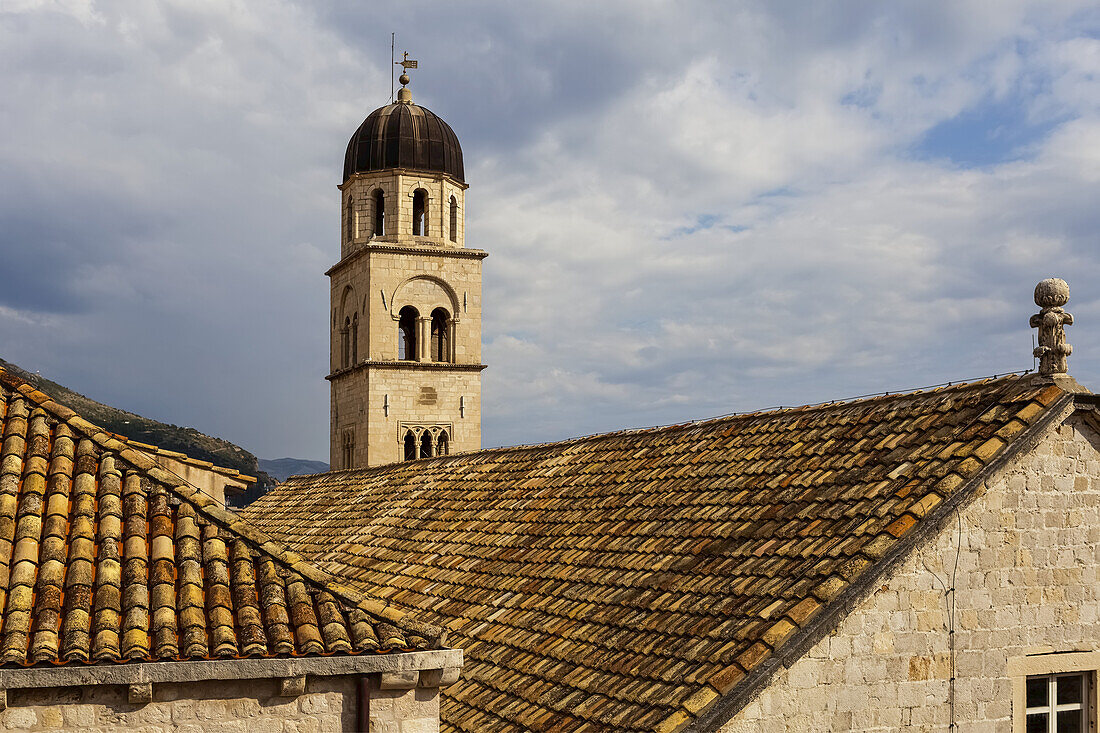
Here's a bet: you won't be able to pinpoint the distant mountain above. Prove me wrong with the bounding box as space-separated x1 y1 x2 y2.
0 356 275 505
259 457 330 482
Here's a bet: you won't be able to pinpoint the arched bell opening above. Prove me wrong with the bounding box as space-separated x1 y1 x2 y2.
398 306 419 361
346 197 356 243
372 188 385 236
449 196 458 242
412 188 428 236
430 307 451 363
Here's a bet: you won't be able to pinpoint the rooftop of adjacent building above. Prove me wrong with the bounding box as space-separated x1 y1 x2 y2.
0 364 449 675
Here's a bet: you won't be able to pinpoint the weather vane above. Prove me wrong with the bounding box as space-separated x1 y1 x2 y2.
389 35 418 102
397 51 418 74
394 51 417 103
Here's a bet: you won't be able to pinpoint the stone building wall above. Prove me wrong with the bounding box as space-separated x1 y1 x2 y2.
722 415 1100 732
0 675 440 732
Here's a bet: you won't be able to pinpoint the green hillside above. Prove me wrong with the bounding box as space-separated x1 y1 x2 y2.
0 357 274 499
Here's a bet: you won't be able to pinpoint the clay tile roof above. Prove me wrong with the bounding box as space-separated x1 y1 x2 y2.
242 373 1075 732
0 365 445 668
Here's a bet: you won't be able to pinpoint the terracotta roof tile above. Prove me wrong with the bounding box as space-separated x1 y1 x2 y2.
0 365 446 669
244 373 1074 732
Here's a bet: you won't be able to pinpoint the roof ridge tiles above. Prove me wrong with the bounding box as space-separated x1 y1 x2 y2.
305 374 1039 484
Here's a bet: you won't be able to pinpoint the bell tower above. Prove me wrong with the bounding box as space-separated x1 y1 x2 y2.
328 65 486 468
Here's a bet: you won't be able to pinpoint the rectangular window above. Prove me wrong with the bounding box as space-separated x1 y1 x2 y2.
1027 673 1089 733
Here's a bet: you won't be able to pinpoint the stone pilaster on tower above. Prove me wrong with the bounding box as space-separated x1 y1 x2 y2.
328 71 486 469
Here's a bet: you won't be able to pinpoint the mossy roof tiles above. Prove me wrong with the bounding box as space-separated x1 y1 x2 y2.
244 374 1073 732
0 366 444 669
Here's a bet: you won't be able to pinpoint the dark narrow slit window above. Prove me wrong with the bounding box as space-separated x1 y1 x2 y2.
346 197 355 243
430 308 450 362
372 189 385 236
342 317 351 369
398 306 418 361
403 431 416 461
412 189 428 236
342 430 355 470
449 196 458 242
351 313 358 365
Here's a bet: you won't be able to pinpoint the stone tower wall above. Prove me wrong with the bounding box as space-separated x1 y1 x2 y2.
342 172 466 258
330 169 484 469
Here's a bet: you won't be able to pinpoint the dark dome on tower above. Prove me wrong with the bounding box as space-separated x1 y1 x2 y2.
343 100 464 183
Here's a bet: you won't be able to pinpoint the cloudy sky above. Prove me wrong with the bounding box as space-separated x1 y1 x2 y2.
2 1 1099 462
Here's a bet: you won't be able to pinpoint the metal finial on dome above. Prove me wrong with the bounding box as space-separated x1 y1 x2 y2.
396 51 417 104
1030 278 1074 376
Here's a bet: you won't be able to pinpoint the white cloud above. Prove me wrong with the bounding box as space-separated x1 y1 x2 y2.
1 0 1099 460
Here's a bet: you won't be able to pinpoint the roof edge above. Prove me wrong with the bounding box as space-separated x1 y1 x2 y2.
0 649 462 691
684 386 1078 732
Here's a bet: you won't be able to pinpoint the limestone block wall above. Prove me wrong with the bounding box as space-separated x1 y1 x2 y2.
329 249 483 371
722 415 1100 732
0 675 440 732
328 243 485 468
331 366 481 468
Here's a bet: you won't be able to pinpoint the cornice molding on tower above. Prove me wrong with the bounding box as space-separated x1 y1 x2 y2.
326 360 488 380
327 242 488 277
338 169 470 191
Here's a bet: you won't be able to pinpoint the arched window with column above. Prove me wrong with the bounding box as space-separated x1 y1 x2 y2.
372 188 385 236
437 430 449 456
403 431 416 461
430 308 451 362
412 188 428 236
398 306 418 361
419 431 432 459
449 196 458 242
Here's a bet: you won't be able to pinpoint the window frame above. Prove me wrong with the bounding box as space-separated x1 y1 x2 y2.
1010 651 1099 733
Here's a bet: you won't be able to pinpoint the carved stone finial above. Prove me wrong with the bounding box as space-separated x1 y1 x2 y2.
1030 278 1074 376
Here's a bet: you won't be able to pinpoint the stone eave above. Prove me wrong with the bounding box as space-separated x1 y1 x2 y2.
685 385 1082 733
0 649 462 691
326 241 488 277
327 360 488 380
338 168 469 191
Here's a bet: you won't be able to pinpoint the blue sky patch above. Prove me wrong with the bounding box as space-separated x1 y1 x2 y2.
913 91 1064 167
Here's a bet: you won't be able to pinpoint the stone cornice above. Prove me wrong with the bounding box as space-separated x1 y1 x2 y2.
327 360 488 380
327 241 488 277
0 649 463 691
338 169 469 191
